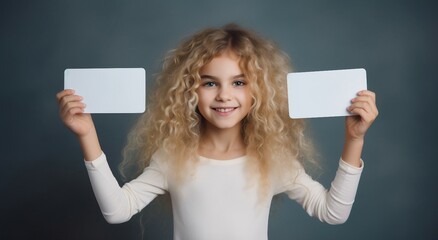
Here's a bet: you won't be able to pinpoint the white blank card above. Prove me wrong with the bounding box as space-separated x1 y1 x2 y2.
64 68 146 113
287 68 367 119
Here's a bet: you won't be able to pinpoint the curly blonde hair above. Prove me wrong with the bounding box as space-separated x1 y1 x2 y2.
120 24 316 196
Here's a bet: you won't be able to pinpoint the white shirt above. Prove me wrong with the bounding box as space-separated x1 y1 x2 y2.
85 152 363 240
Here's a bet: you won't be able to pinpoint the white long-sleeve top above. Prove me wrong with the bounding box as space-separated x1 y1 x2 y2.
85 152 363 240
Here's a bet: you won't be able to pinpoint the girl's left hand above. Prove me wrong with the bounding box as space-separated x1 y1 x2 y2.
345 90 379 141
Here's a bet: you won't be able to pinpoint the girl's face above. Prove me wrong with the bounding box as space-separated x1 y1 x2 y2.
197 51 252 132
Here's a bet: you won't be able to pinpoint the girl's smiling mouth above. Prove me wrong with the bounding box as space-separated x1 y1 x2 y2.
213 107 237 113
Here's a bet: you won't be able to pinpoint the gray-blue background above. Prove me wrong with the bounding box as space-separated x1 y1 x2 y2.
1 0 436 239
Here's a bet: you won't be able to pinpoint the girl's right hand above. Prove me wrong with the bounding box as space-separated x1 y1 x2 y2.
56 89 94 137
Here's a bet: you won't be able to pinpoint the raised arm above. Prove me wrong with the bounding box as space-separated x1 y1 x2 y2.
56 89 102 161
342 90 378 167
282 90 378 224
57 89 167 223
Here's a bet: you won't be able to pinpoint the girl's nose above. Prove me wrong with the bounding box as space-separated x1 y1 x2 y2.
216 86 232 101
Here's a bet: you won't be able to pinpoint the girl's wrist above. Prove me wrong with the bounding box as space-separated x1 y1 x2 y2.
78 127 102 161
342 137 364 168
345 134 365 144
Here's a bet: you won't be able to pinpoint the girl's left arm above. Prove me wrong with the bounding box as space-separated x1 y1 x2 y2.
341 90 379 167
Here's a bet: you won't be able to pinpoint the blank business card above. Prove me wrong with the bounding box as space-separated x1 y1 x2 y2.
64 68 146 113
287 68 367 119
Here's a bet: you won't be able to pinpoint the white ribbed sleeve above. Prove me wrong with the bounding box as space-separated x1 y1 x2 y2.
282 159 363 224
84 152 167 223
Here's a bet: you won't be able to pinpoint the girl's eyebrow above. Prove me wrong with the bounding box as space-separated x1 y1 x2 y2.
200 74 245 80
232 74 245 79
200 74 217 80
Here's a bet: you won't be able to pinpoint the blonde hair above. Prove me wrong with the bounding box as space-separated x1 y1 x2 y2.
120 24 316 196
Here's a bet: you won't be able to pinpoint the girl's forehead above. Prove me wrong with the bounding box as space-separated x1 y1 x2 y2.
200 53 242 75
218 49 240 60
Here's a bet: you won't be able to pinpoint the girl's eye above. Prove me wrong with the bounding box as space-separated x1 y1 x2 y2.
233 80 246 86
203 81 217 87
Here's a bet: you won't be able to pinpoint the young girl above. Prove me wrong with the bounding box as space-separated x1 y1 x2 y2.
56 24 378 240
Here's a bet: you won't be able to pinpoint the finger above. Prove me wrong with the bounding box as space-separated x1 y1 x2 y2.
357 90 376 102
59 94 84 108
348 100 378 122
60 101 86 117
352 95 378 116
60 100 86 113
352 95 373 103
61 107 85 126
56 89 75 102
349 101 371 113
65 107 85 119
348 107 374 123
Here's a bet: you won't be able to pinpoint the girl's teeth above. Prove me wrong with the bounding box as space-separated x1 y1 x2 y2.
216 108 233 112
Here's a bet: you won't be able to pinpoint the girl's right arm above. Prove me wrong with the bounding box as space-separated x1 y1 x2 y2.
56 89 102 161
57 89 167 223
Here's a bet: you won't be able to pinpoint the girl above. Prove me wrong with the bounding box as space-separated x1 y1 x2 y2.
57 24 378 240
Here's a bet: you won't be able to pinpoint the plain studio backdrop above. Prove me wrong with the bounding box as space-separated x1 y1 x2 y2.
1 0 436 239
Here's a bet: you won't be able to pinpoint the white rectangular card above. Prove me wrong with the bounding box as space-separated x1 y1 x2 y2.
64 68 146 113
287 68 367 119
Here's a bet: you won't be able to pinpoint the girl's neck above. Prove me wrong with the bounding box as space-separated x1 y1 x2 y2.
198 124 246 160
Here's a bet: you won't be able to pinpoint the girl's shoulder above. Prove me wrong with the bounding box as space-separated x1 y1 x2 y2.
270 158 306 193
150 148 171 171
